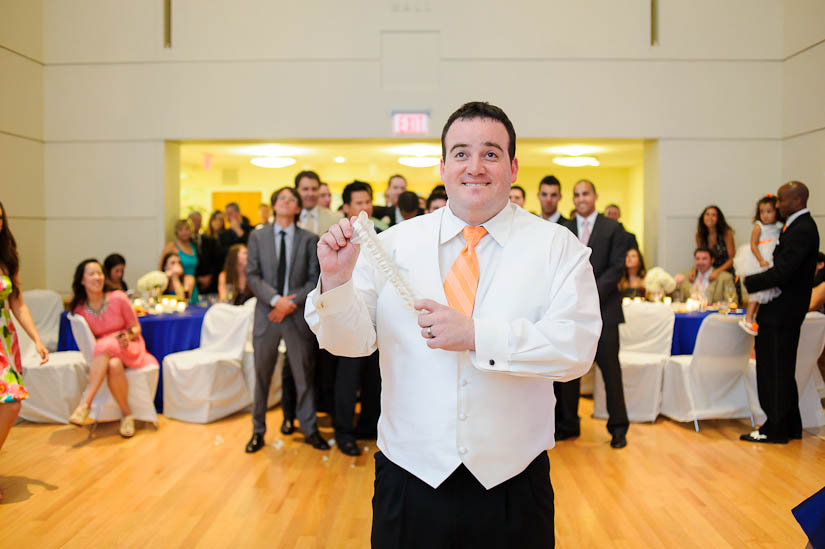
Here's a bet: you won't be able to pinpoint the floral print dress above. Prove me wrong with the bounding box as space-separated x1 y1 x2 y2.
0 275 28 403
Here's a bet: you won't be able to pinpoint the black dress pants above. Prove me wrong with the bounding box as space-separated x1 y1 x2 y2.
755 323 802 441
371 451 554 549
334 352 381 444
554 323 629 436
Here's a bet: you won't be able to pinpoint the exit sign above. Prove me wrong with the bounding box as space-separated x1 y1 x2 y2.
392 112 430 135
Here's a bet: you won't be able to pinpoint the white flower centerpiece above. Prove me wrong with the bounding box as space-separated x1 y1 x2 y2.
137 270 168 310
643 267 676 302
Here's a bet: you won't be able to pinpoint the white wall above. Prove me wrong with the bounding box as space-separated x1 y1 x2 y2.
782 0 825 234
0 0 44 289
35 0 795 291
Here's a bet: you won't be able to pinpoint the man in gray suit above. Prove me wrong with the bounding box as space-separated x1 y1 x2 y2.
245 186 329 453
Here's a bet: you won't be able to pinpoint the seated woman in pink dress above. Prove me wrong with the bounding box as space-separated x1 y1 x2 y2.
68 259 157 437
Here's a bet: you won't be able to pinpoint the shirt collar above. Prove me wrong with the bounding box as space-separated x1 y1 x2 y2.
577 210 598 229
785 208 809 229
302 206 318 218
274 222 295 236
545 211 561 224
440 201 514 247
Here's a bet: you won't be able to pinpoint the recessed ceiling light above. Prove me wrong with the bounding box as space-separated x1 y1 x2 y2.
546 145 603 156
398 156 441 168
552 156 600 167
387 144 442 157
250 157 297 168
232 145 308 157
334 156 346 163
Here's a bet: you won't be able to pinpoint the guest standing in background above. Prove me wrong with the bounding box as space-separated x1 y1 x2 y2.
0 201 49 500
559 179 630 448
538 175 566 224
426 190 448 213
508 185 526 208
219 202 252 248
187 211 203 254
257 203 273 228
618 248 647 299
318 182 333 210
161 219 199 303
373 174 407 226
295 171 341 236
68 259 157 438
218 244 253 305
397 191 421 222
604 203 639 251
741 181 819 444
694 205 737 296
103 253 128 292
197 210 226 296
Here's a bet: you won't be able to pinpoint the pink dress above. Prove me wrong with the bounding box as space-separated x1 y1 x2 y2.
74 291 158 369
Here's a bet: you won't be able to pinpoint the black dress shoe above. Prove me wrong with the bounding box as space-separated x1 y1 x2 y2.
280 419 295 435
305 431 331 450
610 432 627 449
555 430 580 441
740 430 788 444
339 440 362 456
245 433 265 453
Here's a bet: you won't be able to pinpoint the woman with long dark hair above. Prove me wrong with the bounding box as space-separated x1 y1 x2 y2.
196 210 227 295
0 202 49 499
695 205 736 282
218 244 252 305
103 253 128 292
618 248 647 299
68 259 157 437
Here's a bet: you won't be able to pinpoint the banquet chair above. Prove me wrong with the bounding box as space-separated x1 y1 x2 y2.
745 312 825 429
162 300 255 423
661 314 755 431
594 302 674 422
14 317 88 423
68 313 159 425
21 289 63 352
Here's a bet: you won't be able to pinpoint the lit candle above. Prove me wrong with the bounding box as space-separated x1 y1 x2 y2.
176 302 186 312
633 297 643 303
134 298 143 307
663 296 672 305
622 297 631 305
161 297 170 306
154 304 163 313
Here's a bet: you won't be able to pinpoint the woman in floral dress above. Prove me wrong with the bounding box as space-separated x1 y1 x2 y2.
0 201 49 500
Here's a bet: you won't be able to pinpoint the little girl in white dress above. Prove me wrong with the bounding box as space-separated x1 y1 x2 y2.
733 194 783 335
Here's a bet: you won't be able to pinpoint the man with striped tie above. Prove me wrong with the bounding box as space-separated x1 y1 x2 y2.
305 101 602 548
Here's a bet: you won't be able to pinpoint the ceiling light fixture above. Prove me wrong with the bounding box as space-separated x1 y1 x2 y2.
546 145 603 157
334 156 346 163
250 157 297 169
232 144 307 157
398 156 440 168
387 144 442 157
552 156 600 167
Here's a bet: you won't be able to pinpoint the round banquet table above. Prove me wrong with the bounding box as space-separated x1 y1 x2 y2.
57 306 208 412
670 309 744 355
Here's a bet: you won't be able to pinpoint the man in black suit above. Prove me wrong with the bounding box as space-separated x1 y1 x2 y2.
741 181 819 444
557 179 630 448
604 204 639 251
372 174 407 226
537 175 566 224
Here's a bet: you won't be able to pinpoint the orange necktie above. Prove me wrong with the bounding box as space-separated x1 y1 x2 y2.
443 226 488 316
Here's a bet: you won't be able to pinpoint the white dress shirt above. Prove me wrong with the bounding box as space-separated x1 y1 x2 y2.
269 222 295 306
576 210 598 245
544 211 561 224
305 202 601 489
694 267 711 298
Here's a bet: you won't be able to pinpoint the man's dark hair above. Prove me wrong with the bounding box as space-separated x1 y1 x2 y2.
225 202 240 213
426 190 448 210
441 101 516 161
539 175 561 190
431 184 446 194
387 174 407 188
575 179 597 194
294 170 321 188
510 185 526 199
342 180 373 205
605 203 620 214
694 247 715 259
397 191 420 214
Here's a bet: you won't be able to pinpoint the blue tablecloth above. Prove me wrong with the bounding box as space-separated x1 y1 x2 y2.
57 306 208 412
671 310 744 355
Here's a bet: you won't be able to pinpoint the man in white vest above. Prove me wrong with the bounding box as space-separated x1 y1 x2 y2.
305 101 601 548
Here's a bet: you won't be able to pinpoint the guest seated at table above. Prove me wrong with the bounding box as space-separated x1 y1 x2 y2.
218 244 252 305
619 248 646 299
68 259 158 437
160 252 188 300
673 247 734 304
103 253 128 292
161 219 199 303
197 210 226 296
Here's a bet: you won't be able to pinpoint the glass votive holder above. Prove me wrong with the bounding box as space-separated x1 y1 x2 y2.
663 296 672 305
161 297 170 306
622 297 631 305
633 297 643 303
176 301 187 313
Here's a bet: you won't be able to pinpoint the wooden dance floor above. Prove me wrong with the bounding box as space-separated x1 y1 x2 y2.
3 398 823 548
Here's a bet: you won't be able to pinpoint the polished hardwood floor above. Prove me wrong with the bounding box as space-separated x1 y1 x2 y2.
3 398 823 548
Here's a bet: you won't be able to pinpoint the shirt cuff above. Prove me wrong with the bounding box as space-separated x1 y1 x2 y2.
311 278 357 316
269 294 281 307
471 317 510 372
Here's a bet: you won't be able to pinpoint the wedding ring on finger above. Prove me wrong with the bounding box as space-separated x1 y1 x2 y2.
426 326 433 338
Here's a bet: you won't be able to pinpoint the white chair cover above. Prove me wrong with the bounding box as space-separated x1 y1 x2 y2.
68 313 159 424
745 312 825 429
594 302 674 422
21 289 63 352
14 317 88 423
661 314 755 428
163 301 255 423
